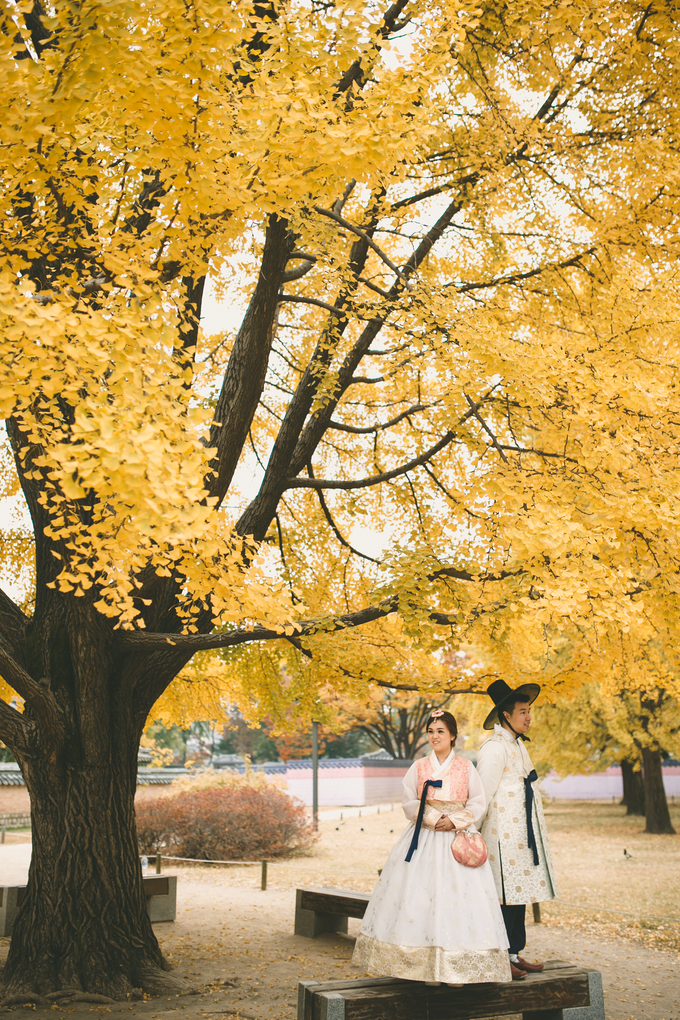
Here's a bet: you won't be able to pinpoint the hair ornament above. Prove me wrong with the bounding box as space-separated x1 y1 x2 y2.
431 710 444 718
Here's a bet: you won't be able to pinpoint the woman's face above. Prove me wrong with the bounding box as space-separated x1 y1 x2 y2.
427 720 453 754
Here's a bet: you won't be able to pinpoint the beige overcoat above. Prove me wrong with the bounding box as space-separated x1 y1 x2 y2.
476 725 557 906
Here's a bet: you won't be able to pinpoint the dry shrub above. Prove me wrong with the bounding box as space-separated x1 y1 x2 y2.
136 772 315 860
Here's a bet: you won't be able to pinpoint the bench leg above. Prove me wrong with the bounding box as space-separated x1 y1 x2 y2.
563 970 605 1020
0 887 22 938
294 890 349 938
523 1012 562 1020
298 980 319 1020
317 992 346 1020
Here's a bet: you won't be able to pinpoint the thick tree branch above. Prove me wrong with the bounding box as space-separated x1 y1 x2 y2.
236 197 387 541
0 699 30 754
0 642 62 745
334 0 412 94
118 598 399 651
0 588 29 654
205 214 294 504
281 259 315 283
118 559 523 653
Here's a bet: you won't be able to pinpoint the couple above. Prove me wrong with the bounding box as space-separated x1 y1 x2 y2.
352 681 557 985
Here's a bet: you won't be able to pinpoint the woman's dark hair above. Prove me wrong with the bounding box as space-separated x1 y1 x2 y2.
426 710 458 745
499 693 531 723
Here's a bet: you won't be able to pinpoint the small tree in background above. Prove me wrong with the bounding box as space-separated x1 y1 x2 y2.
329 689 450 760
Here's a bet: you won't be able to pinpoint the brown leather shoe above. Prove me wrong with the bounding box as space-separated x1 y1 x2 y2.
517 957 544 973
510 962 527 980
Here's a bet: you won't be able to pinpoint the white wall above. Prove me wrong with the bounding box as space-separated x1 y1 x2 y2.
540 769 680 799
285 768 409 806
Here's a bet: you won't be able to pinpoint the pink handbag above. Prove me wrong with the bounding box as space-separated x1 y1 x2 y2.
452 829 488 868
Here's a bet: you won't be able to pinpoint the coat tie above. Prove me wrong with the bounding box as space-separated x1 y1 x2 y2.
405 779 443 862
524 769 539 865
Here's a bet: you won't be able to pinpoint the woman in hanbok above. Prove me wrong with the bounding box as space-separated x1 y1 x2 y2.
352 710 511 985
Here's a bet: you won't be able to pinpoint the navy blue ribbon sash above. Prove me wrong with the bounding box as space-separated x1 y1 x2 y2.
405 779 442 862
524 769 539 865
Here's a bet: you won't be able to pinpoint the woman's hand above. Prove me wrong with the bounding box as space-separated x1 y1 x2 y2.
435 814 454 831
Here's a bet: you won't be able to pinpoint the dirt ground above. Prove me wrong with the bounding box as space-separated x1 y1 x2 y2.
1 800 679 1020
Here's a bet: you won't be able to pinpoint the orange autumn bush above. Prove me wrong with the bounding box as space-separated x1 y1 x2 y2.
136 782 315 860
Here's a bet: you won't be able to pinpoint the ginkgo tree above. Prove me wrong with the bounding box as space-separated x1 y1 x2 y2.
3 0 680 1002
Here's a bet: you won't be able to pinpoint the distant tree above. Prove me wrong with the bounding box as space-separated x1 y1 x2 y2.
620 759 646 817
330 689 451 760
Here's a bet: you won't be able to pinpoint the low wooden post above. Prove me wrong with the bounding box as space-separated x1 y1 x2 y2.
532 902 542 923
156 853 162 874
261 860 268 891
312 721 319 831
1 827 5 845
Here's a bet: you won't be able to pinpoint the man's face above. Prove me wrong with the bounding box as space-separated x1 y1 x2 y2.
503 702 531 734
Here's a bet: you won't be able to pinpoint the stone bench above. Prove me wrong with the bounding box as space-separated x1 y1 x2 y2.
298 962 604 1020
0 874 177 936
295 887 370 938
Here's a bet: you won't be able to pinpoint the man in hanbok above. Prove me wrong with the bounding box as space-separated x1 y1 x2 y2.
476 680 557 981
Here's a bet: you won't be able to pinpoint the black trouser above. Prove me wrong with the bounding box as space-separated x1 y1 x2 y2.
500 903 526 956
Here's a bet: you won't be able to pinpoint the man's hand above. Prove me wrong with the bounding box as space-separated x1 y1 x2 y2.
435 814 454 831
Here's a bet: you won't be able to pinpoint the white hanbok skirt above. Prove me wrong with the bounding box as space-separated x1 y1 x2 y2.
352 824 512 984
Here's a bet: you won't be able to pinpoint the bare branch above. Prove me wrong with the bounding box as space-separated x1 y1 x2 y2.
358 277 393 299
448 247 596 293
464 393 509 463
118 559 526 655
391 183 452 211
328 402 429 434
237 197 465 543
312 472 381 563
314 206 413 287
278 293 345 316
286 429 458 490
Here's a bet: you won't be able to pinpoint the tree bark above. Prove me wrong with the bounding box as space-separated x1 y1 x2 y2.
0 580 191 1001
620 758 645 816
641 746 676 835
3 736 182 999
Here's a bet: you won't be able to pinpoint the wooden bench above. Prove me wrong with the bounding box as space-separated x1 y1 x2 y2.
298 961 605 1020
295 887 370 938
0 875 177 936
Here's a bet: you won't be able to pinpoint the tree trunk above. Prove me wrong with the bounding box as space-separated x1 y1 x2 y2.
642 746 676 835
620 758 645 816
3 742 182 1000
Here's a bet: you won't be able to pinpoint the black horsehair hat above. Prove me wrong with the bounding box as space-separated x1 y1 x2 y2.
483 678 541 731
